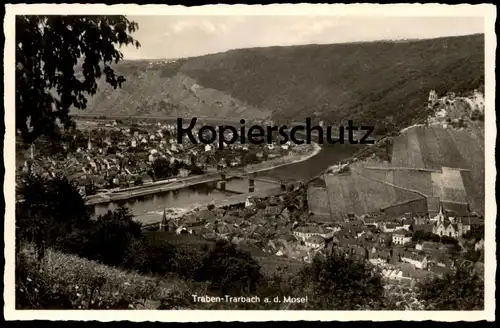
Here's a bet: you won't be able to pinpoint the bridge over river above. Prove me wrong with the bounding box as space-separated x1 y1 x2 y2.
85 166 297 206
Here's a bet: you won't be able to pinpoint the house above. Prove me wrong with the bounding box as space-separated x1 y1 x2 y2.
427 252 454 269
475 238 485 251
363 217 381 228
178 168 189 177
305 235 325 249
377 233 392 245
175 226 192 235
334 241 367 260
415 241 440 252
413 224 434 234
413 213 430 225
263 206 282 218
401 252 428 269
141 173 153 184
368 250 391 266
392 229 412 245
428 264 450 278
401 219 414 231
293 226 335 241
383 223 401 233
245 196 255 208
382 269 412 284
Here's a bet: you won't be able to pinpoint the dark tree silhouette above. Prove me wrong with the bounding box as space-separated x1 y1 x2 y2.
85 207 143 267
199 240 262 296
16 15 140 142
152 158 178 180
294 252 385 310
418 264 484 310
16 174 91 260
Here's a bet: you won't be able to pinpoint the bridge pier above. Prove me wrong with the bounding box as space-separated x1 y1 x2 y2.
248 178 255 193
220 173 226 192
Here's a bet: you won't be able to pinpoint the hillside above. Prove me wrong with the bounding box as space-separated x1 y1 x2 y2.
73 34 484 129
308 90 485 218
16 244 177 309
74 61 270 120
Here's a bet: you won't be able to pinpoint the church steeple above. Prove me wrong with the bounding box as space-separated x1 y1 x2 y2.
30 143 34 160
87 134 92 151
159 208 168 231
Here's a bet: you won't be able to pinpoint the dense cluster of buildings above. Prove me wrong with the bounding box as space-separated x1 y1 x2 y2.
17 119 299 195
162 187 484 284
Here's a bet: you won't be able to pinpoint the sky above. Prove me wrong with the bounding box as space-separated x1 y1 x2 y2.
120 16 485 60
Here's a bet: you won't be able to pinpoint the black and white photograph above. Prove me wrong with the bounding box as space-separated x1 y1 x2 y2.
4 3 496 321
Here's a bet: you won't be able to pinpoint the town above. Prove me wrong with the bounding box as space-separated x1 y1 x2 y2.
12 12 489 315
151 89 485 289
16 118 306 197
155 182 484 287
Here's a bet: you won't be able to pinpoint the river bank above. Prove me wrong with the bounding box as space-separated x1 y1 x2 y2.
132 144 321 225
241 142 321 174
86 142 321 204
136 187 285 226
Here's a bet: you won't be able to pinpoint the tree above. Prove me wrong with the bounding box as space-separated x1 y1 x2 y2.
418 264 484 310
16 174 91 260
84 207 143 267
294 252 385 310
198 240 261 296
152 158 176 179
463 225 484 241
440 235 458 245
16 15 140 142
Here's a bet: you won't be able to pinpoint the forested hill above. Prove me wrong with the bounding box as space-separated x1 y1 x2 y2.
77 34 484 132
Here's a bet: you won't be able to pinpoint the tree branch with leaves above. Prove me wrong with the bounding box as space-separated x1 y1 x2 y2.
16 15 140 142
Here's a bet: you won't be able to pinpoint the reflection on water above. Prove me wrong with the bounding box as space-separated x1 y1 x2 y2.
256 143 361 181
92 143 363 217
93 178 278 217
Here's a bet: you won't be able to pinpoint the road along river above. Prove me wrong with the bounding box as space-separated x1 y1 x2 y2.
90 141 362 223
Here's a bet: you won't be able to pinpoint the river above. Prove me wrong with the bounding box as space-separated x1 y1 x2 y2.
92 142 362 218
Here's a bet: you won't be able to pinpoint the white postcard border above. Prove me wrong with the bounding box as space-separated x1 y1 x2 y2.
3 3 497 322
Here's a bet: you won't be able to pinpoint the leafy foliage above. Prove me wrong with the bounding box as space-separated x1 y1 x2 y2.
463 225 485 241
84 208 144 266
198 240 262 296
15 244 167 309
291 252 385 310
16 15 140 142
16 174 91 260
412 230 441 243
418 264 484 310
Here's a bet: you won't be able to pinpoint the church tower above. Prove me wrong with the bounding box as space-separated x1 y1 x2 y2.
159 208 168 231
87 134 92 151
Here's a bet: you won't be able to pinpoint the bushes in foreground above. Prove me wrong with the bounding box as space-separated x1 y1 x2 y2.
417 264 484 310
15 244 172 309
